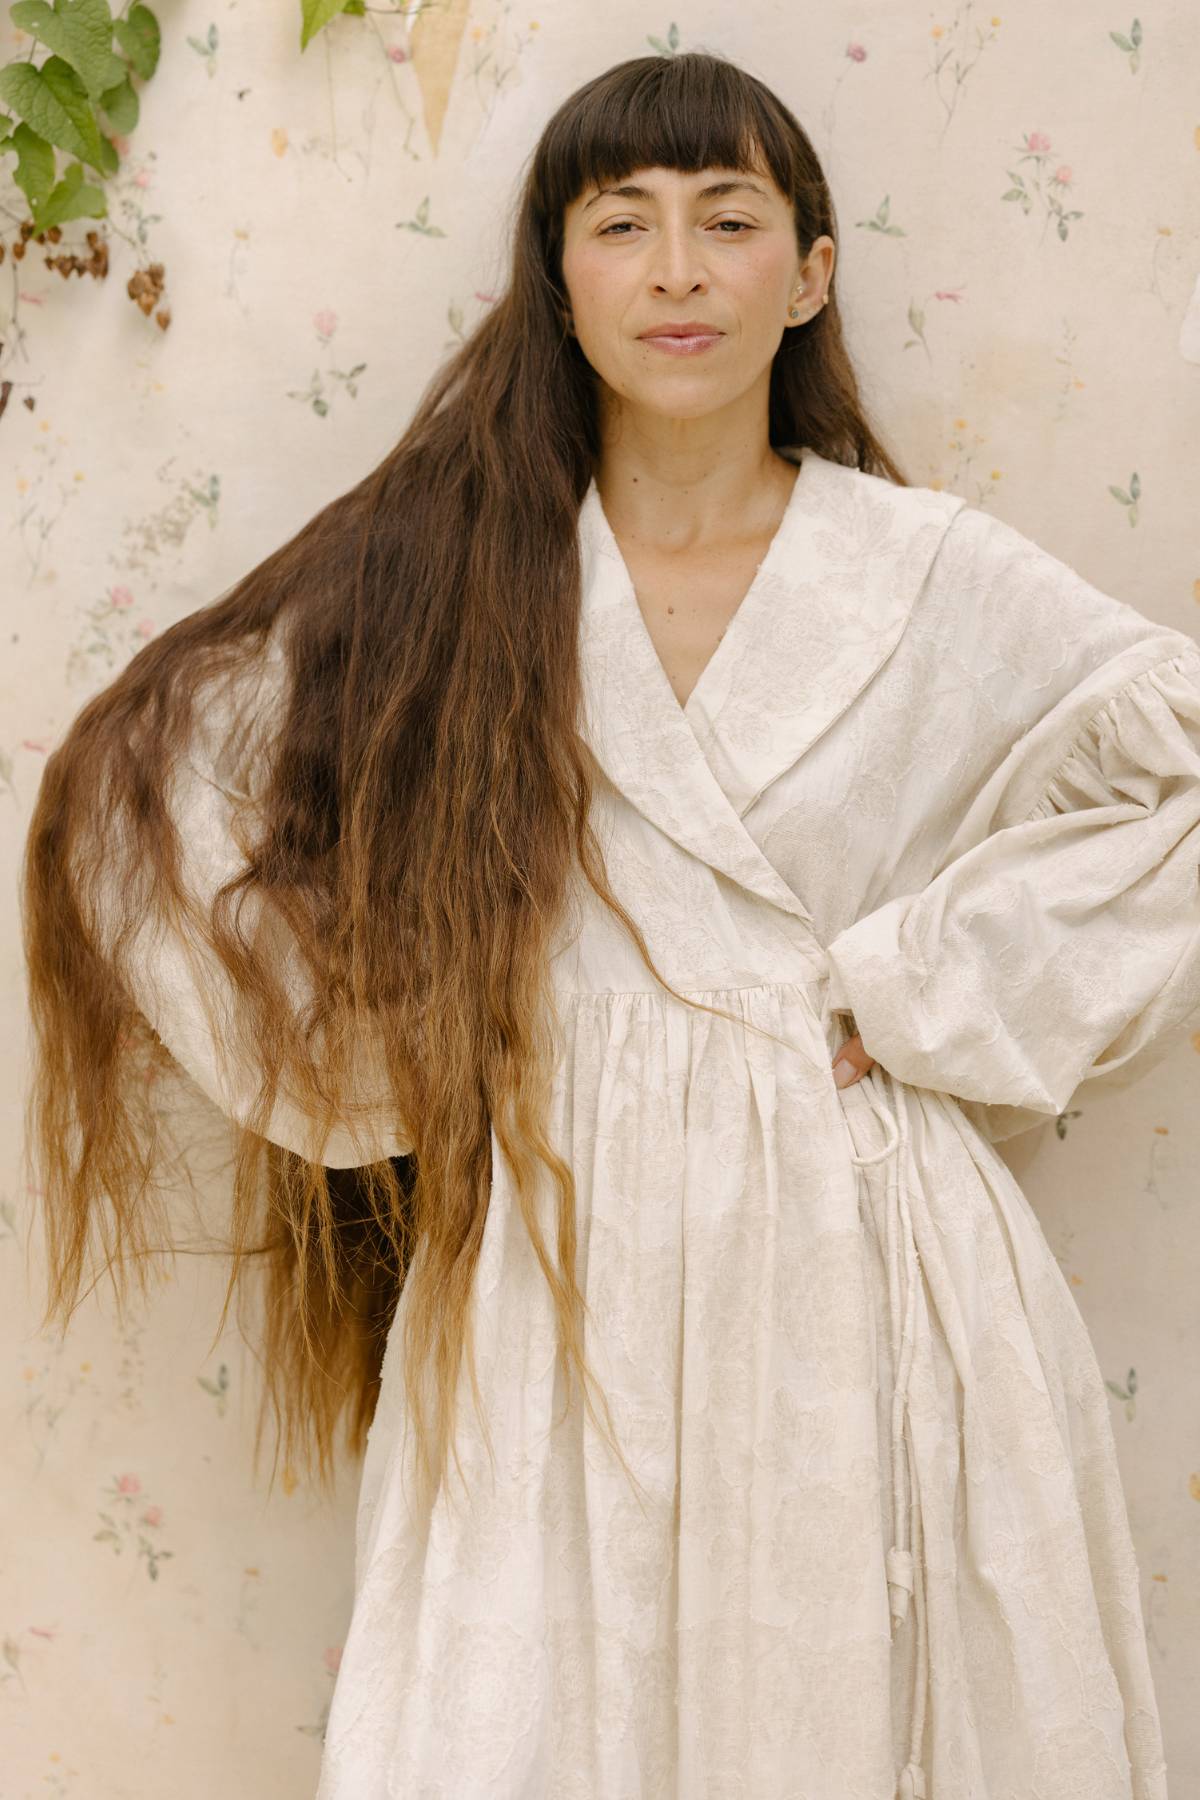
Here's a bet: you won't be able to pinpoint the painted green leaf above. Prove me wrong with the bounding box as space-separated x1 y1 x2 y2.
8 119 57 205
98 72 137 132
0 54 116 175
33 156 107 228
300 0 358 51
113 4 161 80
9 0 126 100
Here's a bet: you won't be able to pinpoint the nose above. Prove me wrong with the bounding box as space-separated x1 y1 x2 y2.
645 221 711 296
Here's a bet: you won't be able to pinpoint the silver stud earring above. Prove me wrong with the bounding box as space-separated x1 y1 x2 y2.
788 289 829 322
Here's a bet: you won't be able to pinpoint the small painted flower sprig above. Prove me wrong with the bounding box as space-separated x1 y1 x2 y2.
94 1471 174 1582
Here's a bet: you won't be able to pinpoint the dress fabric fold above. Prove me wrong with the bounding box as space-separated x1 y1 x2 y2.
119 447 1194 1797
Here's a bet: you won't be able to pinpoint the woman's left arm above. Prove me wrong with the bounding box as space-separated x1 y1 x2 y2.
823 627 1200 1138
820 486 1200 1144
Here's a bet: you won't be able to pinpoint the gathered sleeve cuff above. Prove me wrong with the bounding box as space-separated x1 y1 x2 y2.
824 641 1200 1140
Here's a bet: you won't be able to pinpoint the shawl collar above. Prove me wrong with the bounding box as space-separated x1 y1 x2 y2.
576 446 966 922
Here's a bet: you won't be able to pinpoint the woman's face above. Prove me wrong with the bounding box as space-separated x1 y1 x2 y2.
560 162 833 427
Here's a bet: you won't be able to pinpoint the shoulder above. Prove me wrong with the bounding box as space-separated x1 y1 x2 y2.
813 460 1198 751
185 614 292 799
911 492 1196 698
794 449 965 537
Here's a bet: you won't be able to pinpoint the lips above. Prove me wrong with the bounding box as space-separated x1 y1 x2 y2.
638 327 725 357
639 324 723 339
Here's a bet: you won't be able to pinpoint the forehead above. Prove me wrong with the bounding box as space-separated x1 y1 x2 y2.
570 163 783 216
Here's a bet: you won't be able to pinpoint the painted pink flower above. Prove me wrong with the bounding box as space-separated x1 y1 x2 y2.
1054 164 1072 184
1026 130 1051 152
21 739 50 754
323 1644 343 1675
133 170 151 190
116 1473 141 1495
109 585 135 609
313 308 338 339
386 45 407 62
845 42 867 61
141 1505 163 1527
934 288 965 301
136 619 156 639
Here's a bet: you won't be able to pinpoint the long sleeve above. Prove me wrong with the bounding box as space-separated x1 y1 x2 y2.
107 642 415 1171
824 631 1200 1144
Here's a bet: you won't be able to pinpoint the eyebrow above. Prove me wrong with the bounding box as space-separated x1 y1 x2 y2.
581 178 771 214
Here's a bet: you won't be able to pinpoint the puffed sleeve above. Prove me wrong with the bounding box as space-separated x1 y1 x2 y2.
824 636 1200 1143
108 638 415 1170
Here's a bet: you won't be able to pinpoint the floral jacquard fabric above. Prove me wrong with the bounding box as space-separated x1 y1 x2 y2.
127 448 1198 1797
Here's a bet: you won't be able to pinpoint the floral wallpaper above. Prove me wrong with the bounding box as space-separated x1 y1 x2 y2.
3 2 1198 1794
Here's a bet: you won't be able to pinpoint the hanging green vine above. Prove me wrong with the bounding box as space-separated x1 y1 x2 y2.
0 0 162 311
300 0 366 52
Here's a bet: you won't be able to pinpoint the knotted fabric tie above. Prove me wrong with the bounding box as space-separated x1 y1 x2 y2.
842 1067 931 1800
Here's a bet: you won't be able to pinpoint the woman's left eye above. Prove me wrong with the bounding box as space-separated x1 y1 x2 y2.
598 220 753 237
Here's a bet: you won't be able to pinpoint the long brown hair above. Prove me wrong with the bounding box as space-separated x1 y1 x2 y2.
21 49 907 1515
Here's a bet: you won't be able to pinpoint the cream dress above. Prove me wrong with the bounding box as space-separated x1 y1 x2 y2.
127 448 1199 1798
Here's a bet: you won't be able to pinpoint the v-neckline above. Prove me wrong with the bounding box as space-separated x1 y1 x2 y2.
574 446 968 922
583 448 808 725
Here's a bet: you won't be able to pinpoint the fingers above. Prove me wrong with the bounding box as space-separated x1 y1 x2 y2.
831 1032 875 1089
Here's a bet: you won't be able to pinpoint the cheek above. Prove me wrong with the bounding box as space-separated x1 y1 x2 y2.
731 248 792 318
562 243 617 313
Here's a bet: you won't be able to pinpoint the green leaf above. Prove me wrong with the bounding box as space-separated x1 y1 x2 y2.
8 119 56 205
1109 31 1133 50
98 72 137 132
113 4 160 79
0 53 115 174
300 0 359 51
9 0 126 100
32 156 107 228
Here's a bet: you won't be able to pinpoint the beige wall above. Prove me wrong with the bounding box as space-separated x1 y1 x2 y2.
3 2 1197 1793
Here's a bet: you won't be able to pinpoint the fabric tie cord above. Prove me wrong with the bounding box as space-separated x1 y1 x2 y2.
843 1070 930 1800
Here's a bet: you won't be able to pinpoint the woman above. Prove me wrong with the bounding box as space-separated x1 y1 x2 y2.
22 49 1195 1800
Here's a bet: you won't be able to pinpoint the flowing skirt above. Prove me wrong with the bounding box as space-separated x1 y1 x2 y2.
314 982 1168 1800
